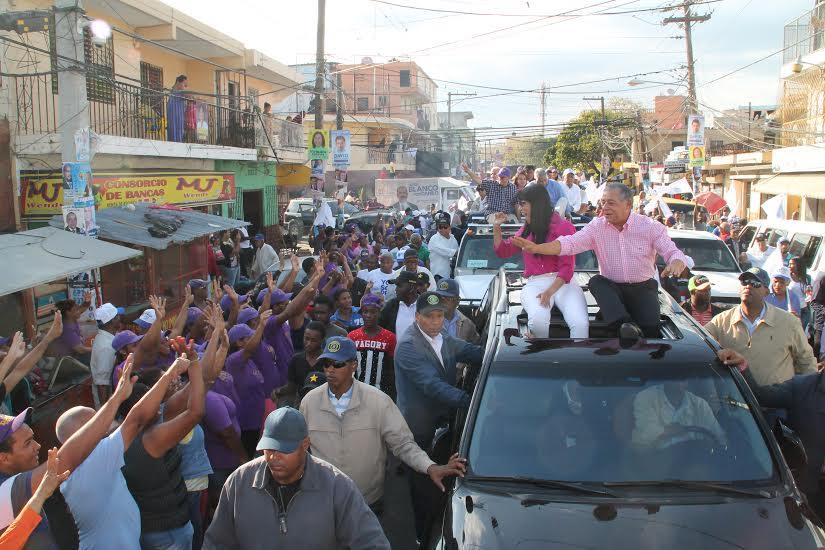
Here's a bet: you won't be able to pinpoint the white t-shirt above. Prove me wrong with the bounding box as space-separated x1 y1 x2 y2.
396 301 417 341
366 269 397 299
89 329 116 386
239 226 252 249
747 245 775 269
566 183 582 212
62 428 141 549
427 232 459 280
356 269 370 281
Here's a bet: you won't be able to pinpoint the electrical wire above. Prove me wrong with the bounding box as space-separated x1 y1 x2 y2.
369 0 723 17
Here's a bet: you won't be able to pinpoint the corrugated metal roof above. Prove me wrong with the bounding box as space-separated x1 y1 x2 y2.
0 227 142 297
49 203 248 250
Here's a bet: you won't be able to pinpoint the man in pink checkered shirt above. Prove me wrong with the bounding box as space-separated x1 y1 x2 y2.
514 183 690 339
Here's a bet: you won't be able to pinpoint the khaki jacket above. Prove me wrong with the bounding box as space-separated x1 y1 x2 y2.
705 304 817 386
300 380 435 504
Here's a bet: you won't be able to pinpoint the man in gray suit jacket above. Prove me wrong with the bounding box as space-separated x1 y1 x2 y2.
393 291 483 544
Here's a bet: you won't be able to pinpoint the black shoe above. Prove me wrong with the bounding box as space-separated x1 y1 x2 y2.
619 322 642 348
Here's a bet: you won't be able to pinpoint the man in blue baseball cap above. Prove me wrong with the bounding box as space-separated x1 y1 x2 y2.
204 406 388 549
435 278 479 345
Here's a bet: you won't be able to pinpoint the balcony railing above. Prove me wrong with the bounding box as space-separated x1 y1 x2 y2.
783 2 825 64
12 74 255 148
255 116 306 152
366 148 416 166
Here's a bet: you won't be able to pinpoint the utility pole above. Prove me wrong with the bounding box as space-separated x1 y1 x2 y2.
540 82 547 137
584 96 608 181
55 0 90 165
663 1 710 115
446 91 476 172
336 72 344 130
313 0 326 130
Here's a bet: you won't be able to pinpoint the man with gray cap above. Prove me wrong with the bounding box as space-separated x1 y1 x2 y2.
394 292 483 542
300 337 465 519
705 267 817 386
204 407 388 549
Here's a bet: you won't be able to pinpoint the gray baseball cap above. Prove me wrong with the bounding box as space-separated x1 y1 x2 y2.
739 267 770 287
256 407 308 453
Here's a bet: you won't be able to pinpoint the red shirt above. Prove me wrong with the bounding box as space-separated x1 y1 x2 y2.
348 327 397 398
691 308 714 326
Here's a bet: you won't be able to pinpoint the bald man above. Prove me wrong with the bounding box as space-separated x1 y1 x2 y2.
57 359 188 549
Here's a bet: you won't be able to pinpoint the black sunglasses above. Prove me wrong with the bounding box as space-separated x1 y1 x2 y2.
324 360 350 369
740 279 764 289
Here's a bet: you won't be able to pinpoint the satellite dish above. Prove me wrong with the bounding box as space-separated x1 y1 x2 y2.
667 89 676 96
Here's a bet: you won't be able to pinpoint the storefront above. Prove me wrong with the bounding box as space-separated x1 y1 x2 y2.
215 160 278 237
275 163 311 221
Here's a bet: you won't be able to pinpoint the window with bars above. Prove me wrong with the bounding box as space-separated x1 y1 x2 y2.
83 28 115 103
357 97 369 111
399 70 411 87
140 62 164 116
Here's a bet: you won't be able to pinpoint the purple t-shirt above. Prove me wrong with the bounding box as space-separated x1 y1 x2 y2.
264 316 294 376
212 370 240 406
225 350 266 431
202 391 241 470
251 343 285 395
319 263 345 299
48 320 82 357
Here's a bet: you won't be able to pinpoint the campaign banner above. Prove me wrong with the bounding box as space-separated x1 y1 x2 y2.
689 145 705 168
375 179 440 212
330 130 351 166
62 162 93 203
687 114 705 147
308 129 330 161
21 171 237 215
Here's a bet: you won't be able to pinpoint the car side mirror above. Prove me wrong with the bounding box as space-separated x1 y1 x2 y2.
774 418 807 474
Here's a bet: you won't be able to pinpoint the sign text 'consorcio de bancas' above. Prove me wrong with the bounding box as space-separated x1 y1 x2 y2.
20 171 237 216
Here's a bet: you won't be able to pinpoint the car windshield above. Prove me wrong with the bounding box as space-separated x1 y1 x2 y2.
665 237 740 272
468 363 775 484
457 235 598 271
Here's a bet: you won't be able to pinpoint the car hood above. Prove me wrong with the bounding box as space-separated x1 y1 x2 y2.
446 485 825 550
692 270 741 299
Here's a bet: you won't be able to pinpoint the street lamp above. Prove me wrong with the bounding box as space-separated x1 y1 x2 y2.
790 56 825 76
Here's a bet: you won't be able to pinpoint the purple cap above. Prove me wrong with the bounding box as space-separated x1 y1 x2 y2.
187 307 204 326
220 293 249 312
361 294 382 309
112 330 143 351
188 279 208 290
237 307 259 326
228 323 255 345
0 408 32 444
257 288 293 306
498 167 512 178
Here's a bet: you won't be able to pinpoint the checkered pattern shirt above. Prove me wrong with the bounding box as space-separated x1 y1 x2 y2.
484 182 519 215
558 212 690 283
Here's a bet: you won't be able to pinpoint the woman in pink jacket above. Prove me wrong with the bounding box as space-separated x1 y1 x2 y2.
493 184 589 338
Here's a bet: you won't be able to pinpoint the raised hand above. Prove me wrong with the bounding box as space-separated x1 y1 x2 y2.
259 308 273 324
166 352 192 380
7 332 26 362
44 312 63 343
290 253 300 271
212 280 224 303
265 271 275 292
183 284 194 307
113 353 137 402
218 329 229 350
492 212 508 227
36 448 71 499
148 295 166 319
223 284 239 303
511 236 538 254
170 336 197 361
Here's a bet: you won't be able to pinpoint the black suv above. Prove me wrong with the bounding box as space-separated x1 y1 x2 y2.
283 198 361 236
431 270 824 549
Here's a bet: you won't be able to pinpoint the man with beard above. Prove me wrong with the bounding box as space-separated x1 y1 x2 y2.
681 275 722 325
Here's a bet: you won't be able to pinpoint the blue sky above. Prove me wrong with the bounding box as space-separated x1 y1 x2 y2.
160 0 810 131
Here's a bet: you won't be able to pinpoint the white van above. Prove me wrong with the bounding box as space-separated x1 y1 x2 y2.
738 219 825 290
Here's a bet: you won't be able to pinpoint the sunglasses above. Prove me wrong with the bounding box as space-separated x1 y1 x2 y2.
324 360 350 369
740 279 764 289
437 224 450 229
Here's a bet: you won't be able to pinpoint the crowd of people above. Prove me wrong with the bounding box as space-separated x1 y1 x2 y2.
2 160 825 548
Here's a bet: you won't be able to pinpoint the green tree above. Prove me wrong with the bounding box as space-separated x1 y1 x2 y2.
543 109 631 177
504 137 555 166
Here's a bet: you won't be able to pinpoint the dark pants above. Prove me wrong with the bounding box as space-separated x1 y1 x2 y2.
240 429 261 459
589 275 660 337
405 464 444 545
186 490 205 550
240 247 254 278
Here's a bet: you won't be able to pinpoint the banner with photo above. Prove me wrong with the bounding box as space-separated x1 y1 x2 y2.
308 129 330 160
687 114 705 147
330 130 351 166
689 145 705 168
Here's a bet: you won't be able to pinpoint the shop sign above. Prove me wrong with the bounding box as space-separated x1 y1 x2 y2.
21 171 236 216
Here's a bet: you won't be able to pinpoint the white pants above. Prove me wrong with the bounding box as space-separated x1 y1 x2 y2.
522 273 589 338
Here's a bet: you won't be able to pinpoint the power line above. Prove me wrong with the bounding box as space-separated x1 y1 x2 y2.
369 0 723 17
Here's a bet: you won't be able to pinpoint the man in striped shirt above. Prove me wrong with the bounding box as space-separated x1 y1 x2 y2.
348 294 397 401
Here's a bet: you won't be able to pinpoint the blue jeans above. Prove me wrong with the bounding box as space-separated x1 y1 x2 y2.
220 265 240 289
187 491 205 550
140 522 194 550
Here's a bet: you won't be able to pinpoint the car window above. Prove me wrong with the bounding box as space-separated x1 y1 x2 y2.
789 233 823 270
287 202 300 213
738 225 756 249
298 204 314 213
662 238 740 272
327 201 340 216
766 229 788 248
457 235 598 271
343 203 361 215
468 364 775 484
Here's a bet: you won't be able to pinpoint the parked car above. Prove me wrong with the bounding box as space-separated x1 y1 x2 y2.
283 198 361 237
657 229 743 308
430 269 825 549
739 219 825 288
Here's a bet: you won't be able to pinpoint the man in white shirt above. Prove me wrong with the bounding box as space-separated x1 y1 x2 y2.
366 253 398 300
562 168 584 216
393 248 436 291
89 303 123 406
746 233 775 269
313 199 335 229
249 233 281 280
427 214 459 280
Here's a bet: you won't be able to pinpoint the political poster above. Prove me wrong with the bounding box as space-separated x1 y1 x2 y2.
330 130 351 166
196 102 209 142
689 145 705 168
308 129 330 160
687 114 705 147
375 179 440 213
62 205 88 236
62 162 93 201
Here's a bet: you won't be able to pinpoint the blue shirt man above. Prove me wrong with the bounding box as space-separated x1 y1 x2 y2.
545 178 567 208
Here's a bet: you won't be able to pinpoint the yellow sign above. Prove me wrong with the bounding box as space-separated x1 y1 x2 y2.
307 129 330 161
689 146 705 168
21 171 237 216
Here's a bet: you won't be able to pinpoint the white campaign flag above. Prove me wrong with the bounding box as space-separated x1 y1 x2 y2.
665 177 692 195
658 198 673 219
761 193 786 221
585 180 603 206
724 186 738 216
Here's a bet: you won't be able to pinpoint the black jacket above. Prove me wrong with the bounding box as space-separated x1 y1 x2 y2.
743 368 825 494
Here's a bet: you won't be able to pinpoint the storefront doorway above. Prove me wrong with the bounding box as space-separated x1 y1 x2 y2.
244 189 263 236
